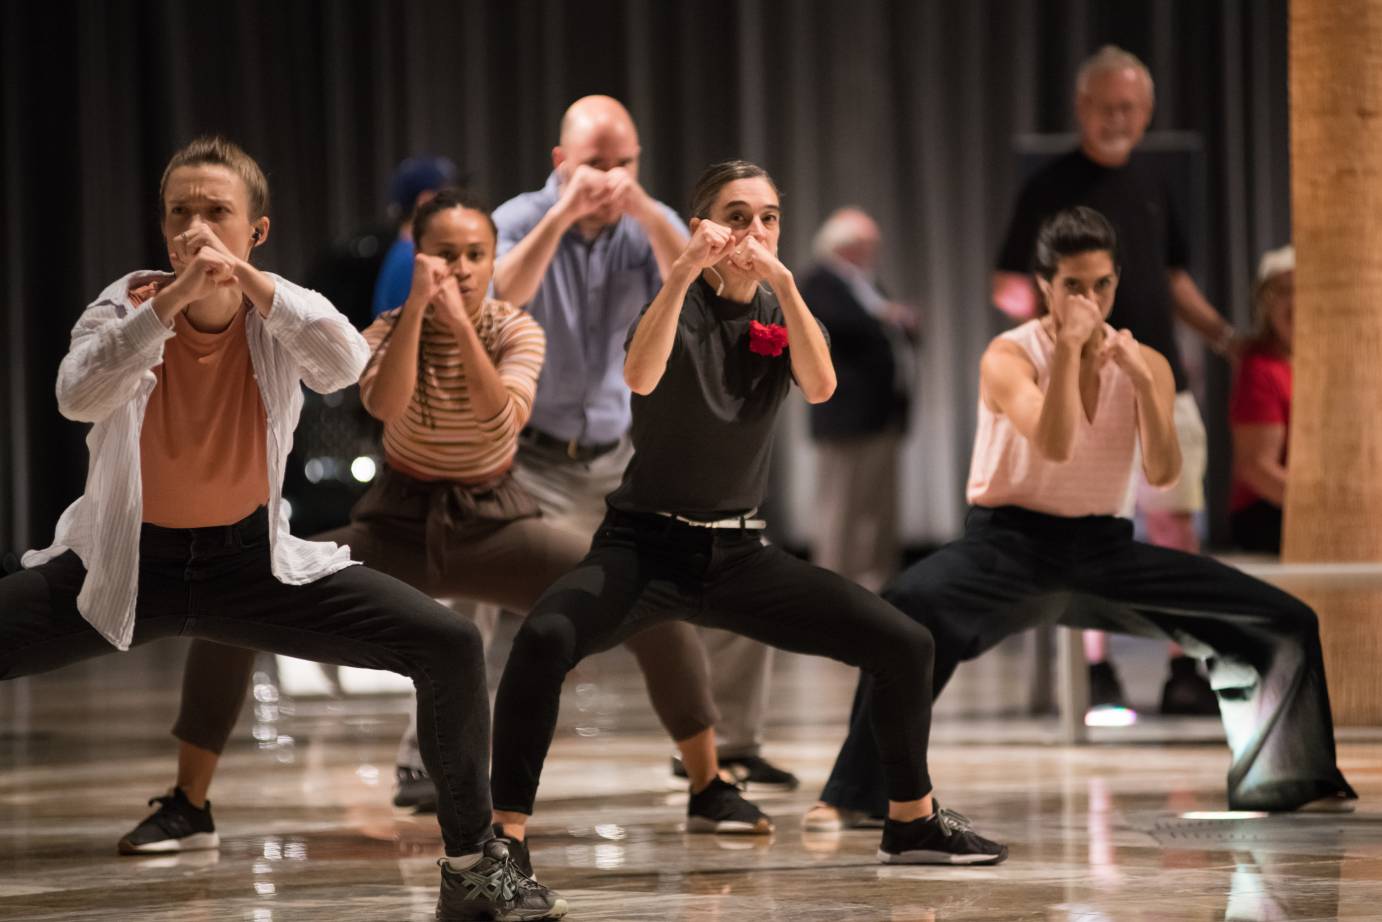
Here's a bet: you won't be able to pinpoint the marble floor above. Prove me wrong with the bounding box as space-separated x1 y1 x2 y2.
3 629 1381 921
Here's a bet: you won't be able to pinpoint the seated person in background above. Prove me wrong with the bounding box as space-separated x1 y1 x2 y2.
1229 245 1294 554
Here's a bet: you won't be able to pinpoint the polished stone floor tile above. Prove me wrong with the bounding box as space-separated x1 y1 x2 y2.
3 634 1381 920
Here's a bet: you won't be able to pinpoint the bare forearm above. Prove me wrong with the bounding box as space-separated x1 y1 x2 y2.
236 262 278 317
632 199 689 283
448 319 513 424
1237 458 1287 506
1032 343 1082 462
494 204 574 307
1168 269 1232 344
625 260 697 394
1134 380 1181 486
775 272 835 403
362 302 425 421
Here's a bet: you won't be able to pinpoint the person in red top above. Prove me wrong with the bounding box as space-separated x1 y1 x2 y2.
1229 245 1294 553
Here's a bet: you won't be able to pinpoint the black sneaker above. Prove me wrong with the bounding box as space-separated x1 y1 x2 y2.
395 766 439 814
877 802 1007 865
117 788 219 855
436 839 567 921
1088 661 1130 710
1159 656 1219 716
724 755 800 791
671 755 801 792
686 777 774 834
491 824 535 879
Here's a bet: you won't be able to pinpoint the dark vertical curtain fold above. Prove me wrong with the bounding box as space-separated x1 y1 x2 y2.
1 0 1289 551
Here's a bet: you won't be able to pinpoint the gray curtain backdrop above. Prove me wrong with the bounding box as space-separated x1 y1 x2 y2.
1 0 1289 552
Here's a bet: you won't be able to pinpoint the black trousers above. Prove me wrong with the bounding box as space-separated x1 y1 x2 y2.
0 508 492 856
490 508 937 814
821 505 1356 816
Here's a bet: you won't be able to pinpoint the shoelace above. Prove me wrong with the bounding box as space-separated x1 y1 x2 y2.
440 851 544 902
935 807 975 835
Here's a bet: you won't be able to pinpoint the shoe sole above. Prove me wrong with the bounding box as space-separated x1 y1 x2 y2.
435 896 567 921
118 831 220 855
877 847 1007 866
686 816 774 835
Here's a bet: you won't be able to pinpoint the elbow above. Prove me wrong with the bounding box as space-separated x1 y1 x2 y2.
802 374 836 405
1033 438 1074 465
1146 455 1182 489
55 380 103 424
361 394 403 426
624 362 660 396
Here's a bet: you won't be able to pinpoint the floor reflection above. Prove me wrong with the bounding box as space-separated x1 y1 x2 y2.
2 634 1381 920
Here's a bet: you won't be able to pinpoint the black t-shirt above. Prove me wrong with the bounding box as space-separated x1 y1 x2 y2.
607 276 828 517
996 149 1190 390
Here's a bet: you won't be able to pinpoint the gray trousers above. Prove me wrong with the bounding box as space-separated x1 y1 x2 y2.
514 437 775 759
812 430 902 593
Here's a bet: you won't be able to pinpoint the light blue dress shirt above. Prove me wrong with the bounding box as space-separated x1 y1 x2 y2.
493 171 687 444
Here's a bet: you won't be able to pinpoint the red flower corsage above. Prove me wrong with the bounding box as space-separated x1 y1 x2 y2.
748 321 789 357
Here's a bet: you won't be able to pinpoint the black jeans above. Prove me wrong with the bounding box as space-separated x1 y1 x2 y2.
0 508 492 856
821 505 1357 816
490 508 936 815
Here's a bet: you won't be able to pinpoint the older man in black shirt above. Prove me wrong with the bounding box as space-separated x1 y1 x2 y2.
802 208 917 592
992 46 1233 716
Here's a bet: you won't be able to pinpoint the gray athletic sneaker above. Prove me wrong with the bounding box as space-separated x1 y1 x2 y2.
435 839 567 921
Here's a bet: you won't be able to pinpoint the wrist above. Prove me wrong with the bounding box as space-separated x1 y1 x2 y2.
550 197 582 230
1210 324 1238 356
627 190 657 223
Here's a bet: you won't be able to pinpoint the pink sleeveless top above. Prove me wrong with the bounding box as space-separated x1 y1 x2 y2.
966 319 1138 517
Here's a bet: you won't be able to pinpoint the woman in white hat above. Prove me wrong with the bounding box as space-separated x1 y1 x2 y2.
1229 245 1294 553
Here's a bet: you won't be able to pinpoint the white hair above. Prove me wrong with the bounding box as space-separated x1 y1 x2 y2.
1076 45 1155 108
812 207 875 261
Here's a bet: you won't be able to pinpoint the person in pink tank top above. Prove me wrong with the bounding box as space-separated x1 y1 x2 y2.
812 208 1354 831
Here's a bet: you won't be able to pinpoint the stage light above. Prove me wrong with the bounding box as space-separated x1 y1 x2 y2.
351 456 377 482
1084 705 1138 728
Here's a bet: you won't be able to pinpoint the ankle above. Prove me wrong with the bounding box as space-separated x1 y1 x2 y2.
176 786 209 811
887 794 934 823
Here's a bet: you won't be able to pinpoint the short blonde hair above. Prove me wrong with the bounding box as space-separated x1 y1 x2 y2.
1076 45 1155 108
159 136 270 218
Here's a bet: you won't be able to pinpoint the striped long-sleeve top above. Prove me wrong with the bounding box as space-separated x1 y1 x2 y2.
359 298 545 482
22 270 370 650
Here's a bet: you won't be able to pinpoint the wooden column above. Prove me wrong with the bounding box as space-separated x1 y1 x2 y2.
1286 0 1382 724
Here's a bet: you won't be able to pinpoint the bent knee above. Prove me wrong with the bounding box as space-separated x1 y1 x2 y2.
509 618 580 672
1277 596 1320 637
411 606 485 669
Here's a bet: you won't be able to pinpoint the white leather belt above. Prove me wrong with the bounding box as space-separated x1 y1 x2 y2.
656 511 767 530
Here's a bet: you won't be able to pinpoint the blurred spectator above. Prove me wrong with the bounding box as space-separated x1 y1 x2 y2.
1229 245 1295 554
803 208 917 592
371 155 459 317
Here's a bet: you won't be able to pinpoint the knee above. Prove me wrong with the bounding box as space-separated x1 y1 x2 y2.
1277 596 1320 639
414 607 485 671
881 575 940 627
868 609 935 678
509 617 579 675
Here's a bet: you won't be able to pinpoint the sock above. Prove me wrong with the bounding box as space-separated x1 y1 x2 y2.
443 851 483 871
